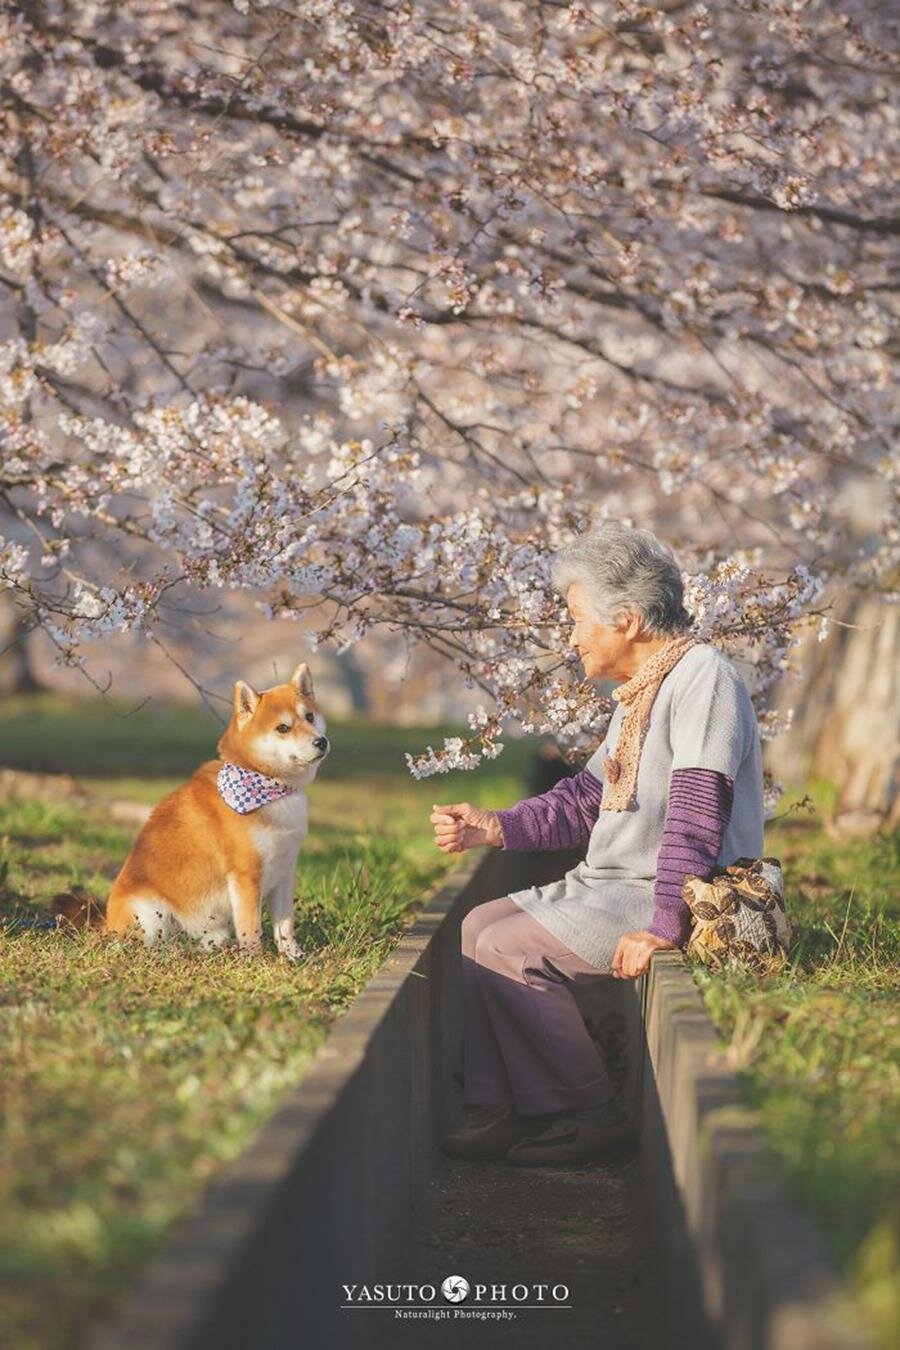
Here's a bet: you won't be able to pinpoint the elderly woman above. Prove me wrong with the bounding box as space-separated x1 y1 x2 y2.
432 523 764 1166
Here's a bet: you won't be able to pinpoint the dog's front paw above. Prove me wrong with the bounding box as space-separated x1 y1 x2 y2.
237 940 264 958
276 941 307 962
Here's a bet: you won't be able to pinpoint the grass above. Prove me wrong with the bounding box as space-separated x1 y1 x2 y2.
687 780 900 1350
2 694 897 1347
0 692 533 1350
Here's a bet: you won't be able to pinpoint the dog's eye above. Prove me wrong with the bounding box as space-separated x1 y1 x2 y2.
305 711 315 724
276 723 292 734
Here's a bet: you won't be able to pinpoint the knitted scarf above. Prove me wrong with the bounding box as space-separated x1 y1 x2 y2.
600 632 701 812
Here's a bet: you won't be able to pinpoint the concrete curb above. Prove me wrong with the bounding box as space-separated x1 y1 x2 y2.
628 950 870 1350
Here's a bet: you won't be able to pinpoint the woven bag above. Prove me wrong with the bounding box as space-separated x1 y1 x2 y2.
683 856 791 975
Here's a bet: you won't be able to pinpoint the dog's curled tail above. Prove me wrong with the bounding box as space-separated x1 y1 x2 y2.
50 888 106 930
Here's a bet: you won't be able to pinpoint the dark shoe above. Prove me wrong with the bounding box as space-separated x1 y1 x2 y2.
439 1110 547 1162
505 1112 638 1167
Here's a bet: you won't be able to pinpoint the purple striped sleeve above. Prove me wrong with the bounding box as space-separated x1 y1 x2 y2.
495 767 603 852
648 767 735 947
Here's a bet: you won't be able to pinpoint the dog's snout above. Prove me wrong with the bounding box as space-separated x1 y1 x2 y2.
313 736 328 752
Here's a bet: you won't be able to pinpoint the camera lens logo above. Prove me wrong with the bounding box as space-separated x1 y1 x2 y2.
441 1275 470 1303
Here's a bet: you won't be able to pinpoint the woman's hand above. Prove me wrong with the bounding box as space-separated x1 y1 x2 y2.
431 802 503 853
611 929 678 979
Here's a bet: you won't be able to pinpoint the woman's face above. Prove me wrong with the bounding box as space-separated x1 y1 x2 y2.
565 580 638 680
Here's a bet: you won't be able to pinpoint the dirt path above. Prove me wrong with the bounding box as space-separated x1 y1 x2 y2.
372 1139 663 1350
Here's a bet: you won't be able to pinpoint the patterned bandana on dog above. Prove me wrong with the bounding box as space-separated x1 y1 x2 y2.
216 761 298 814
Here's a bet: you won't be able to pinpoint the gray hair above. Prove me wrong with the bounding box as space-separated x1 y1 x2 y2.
550 523 693 637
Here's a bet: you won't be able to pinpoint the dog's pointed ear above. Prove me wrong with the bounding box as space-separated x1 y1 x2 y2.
233 680 260 725
290 662 314 698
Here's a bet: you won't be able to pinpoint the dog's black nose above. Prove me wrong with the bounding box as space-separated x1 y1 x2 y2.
313 736 328 752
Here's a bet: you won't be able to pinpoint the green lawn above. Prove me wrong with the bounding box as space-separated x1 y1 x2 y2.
690 782 900 1350
1 695 896 1349
0 693 533 1350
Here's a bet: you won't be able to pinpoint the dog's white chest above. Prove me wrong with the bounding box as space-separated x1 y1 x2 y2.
250 793 309 894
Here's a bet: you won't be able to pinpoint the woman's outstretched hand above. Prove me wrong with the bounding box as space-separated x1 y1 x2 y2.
431 802 503 853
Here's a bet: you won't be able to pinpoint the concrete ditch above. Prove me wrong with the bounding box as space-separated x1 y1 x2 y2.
88 846 869 1350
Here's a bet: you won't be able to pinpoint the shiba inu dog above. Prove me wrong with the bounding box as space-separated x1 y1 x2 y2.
54 663 328 959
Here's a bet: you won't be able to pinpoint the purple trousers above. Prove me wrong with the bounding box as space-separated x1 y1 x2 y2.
461 895 616 1116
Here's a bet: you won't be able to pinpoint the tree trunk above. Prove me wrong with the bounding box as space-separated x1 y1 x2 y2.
335 648 370 716
0 591 43 697
766 580 899 836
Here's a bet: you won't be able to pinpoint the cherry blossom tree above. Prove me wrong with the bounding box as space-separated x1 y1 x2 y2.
0 0 897 816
